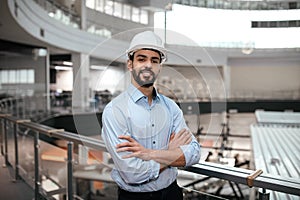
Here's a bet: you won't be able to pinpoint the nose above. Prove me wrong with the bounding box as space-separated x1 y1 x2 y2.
144 60 153 68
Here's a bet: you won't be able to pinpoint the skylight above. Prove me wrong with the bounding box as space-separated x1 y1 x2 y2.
154 4 300 48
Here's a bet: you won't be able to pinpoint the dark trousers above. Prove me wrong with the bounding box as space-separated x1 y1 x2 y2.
118 181 183 200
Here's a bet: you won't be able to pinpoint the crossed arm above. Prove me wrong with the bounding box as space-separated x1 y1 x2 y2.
102 103 201 184
116 128 192 170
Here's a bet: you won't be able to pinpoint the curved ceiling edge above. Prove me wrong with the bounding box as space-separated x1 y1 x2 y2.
6 0 128 62
2 0 300 66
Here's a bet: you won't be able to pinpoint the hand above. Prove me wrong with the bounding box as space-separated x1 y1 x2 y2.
116 135 153 160
168 129 192 150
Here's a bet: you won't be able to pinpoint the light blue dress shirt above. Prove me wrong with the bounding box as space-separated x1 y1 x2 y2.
102 84 200 192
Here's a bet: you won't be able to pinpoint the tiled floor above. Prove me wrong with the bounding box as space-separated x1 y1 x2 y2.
0 156 34 200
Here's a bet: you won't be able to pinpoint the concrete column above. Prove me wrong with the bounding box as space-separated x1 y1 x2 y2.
74 0 86 30
223 64 231 99
72 53 90 113
46 48 50 111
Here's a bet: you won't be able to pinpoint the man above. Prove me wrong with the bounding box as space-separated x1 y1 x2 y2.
102 31 201 200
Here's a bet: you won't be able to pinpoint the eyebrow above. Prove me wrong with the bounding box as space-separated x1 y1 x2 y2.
136 54 160 60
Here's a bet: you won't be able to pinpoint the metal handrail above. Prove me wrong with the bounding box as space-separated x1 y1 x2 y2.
184 162 300 196
1 114 300 198
1 96 300 199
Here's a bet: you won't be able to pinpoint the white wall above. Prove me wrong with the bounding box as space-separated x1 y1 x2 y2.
51 70 73 91
87 56 300 101
229 57 300 99
157 65 225 100
90 65 128 95
50 64 127 95
0 55 47 95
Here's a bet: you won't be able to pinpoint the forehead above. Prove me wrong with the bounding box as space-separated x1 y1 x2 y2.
134 49 160 59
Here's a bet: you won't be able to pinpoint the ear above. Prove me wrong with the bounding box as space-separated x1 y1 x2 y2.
127 60 133 71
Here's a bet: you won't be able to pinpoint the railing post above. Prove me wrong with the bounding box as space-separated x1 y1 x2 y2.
16 98 19 118
22 96 26 119
34 130 40 200
259 188 270 200
3 118 8 167
67 142 73 200
10 98 13 115
13 122 19 181
0 117 4 156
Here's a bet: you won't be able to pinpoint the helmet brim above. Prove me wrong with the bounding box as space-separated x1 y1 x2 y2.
127 45 167 63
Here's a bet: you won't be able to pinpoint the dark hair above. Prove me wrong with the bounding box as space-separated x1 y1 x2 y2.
129 48 162 63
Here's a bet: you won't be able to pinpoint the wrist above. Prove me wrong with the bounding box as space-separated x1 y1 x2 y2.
159 164 168 173
149 149 158 160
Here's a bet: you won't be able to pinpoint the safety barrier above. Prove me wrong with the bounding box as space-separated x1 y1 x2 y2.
0 97 300 199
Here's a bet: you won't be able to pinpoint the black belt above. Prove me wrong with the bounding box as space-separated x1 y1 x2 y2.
118 180 180 199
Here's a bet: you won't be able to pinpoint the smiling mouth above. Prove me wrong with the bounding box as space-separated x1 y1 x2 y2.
140 70 153 79
142 71 151 77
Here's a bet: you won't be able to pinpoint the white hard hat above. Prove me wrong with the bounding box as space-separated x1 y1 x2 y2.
127 31 167 63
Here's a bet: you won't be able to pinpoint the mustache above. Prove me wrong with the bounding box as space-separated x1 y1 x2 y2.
139 68 154 75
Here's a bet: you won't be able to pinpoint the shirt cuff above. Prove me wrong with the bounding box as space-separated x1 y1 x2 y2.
148 160 160 180
180 143 200 166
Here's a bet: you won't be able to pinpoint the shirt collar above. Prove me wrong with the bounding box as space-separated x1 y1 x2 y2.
127 83 160 103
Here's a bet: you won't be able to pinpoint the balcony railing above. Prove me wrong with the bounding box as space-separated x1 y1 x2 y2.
0 96 300 199
33 0 81 29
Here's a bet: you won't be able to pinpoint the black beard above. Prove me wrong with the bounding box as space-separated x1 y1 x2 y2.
132 68 156 88
141 83 154 88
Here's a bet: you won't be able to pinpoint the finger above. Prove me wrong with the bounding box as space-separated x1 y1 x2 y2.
177 128 186 136
182 131 192 143
170 132 175 141
116 142 133 148
180 130 191 139
116 147 129 152
122 154 132 159
122 153 138 159
116 146 138 152
184 136 192 145
172 129 186 140
122 153 135 159
175 130 192 145
175 130 188 141
179 128 189 137
118 135 134 142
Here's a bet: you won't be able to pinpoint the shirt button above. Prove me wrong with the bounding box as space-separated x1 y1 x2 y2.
152 124 154 127
153 141 156 144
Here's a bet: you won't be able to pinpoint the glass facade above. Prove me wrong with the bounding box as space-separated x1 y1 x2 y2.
0 69 34 84
174 0 300 10
86 0 149 25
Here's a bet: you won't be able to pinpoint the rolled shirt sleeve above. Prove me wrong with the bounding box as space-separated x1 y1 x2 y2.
180 140 201 166
168 100 201 166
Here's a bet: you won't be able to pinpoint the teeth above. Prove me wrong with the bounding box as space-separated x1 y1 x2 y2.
141 70 152 77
